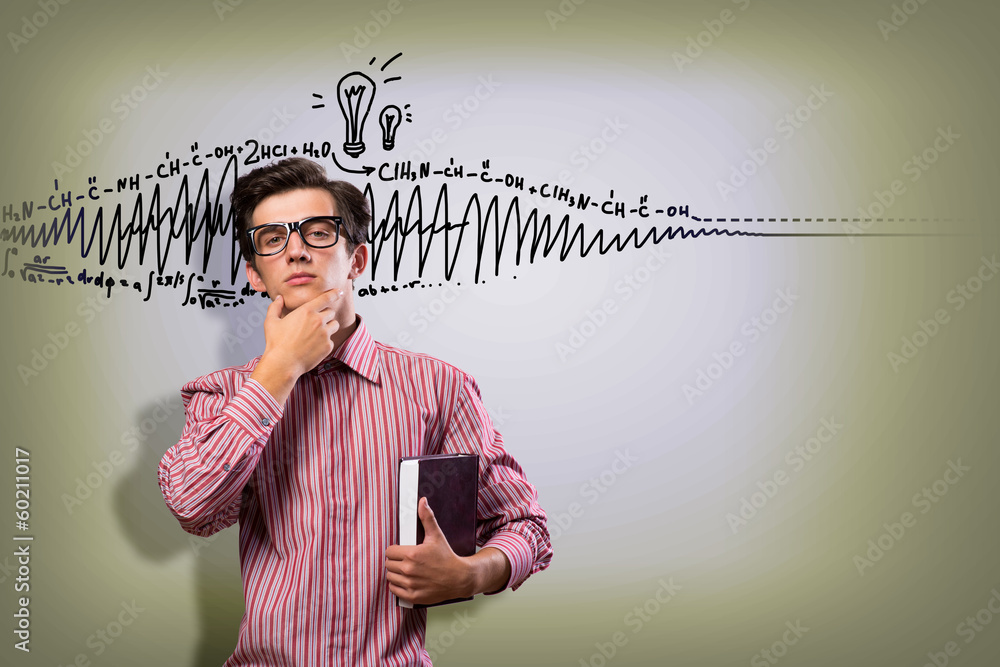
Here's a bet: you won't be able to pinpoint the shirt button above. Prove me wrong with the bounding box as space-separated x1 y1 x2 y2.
323 363 332 371
222 464 231 472
261 417 270 426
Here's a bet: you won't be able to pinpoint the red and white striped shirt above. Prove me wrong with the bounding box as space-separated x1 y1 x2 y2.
158 318 552 666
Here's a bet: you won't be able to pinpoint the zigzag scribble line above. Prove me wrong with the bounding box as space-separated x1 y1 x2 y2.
1 157 765 287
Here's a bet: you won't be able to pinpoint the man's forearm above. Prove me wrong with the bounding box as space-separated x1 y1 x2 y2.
468 547 512 596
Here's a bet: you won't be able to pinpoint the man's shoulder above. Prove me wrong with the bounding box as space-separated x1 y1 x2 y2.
372 340 474 387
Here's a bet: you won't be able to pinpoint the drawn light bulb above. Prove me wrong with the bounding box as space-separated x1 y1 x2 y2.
379 105 402 150
336 71 376 158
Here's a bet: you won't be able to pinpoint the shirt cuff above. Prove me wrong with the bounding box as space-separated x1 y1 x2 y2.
481 531 534 594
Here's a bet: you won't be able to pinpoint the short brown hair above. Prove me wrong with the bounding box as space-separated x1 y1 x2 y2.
231 157 370 268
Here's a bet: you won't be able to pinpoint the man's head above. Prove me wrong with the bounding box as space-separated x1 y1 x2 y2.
231 158 370 314
232 157 369 271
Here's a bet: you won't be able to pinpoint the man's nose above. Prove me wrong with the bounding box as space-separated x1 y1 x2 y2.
285 230 311 260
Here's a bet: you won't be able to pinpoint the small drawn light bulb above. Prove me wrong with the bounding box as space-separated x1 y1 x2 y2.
379 105 402 150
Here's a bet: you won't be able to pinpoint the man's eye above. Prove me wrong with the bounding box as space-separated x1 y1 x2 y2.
303 221 337 242
258 229 286 245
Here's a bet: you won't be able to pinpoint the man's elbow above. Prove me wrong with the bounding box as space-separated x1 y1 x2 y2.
157 471 227 538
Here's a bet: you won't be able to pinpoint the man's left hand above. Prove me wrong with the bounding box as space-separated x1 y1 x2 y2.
385 497 475 606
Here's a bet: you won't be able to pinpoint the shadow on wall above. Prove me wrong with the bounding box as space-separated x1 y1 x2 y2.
113 396 244 667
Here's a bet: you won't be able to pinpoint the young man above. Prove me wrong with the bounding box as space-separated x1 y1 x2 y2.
158 158 552 666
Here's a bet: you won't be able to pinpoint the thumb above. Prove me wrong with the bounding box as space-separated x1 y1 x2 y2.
418 497 445 543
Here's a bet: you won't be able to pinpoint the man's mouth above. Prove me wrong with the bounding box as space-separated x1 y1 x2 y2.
286 272 316 286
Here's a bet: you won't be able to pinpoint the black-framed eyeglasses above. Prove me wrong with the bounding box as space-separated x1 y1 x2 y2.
246 216 343 256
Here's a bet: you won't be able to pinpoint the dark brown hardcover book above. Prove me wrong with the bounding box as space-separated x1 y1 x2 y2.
396 452 479 608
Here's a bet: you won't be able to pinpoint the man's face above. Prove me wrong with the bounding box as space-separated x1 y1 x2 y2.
245 187 367 313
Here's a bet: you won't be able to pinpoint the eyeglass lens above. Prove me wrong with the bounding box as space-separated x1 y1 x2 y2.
253 218 339 254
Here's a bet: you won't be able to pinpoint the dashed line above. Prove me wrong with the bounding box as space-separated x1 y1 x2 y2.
698 216 957 223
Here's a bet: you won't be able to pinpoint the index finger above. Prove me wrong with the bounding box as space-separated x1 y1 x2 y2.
304 287 344 311
385 545 414 561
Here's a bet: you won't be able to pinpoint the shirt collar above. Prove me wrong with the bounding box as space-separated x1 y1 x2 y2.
318 315 381 385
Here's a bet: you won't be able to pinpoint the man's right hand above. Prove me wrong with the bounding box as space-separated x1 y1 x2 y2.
250 289 344 404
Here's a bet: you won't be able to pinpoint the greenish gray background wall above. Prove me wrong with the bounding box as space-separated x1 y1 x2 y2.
1 0 997 665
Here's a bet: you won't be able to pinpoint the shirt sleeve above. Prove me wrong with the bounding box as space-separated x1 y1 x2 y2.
440 375 553 593
158 372 283 537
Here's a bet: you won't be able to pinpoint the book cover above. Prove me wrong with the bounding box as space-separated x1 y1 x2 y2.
397 452 479 608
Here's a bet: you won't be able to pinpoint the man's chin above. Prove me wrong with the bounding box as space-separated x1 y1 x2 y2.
277 296 307 314
275 285 327 313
